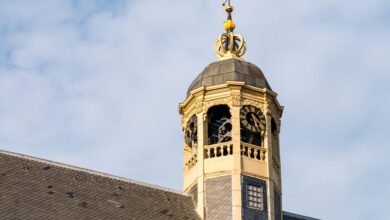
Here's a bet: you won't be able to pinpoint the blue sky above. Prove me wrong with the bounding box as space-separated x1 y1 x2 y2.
0 0 389 219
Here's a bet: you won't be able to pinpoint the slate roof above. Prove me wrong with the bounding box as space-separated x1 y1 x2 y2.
283 211 321 220
0 150 200 220
187 58 272 97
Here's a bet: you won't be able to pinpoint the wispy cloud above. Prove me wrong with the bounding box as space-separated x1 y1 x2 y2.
0 0 389 219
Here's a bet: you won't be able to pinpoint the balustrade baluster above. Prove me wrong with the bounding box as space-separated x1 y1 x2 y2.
202 142 235 160
239 143 267 160
250 147 255 158
223 145 227 156
254 149 259 160
210 148 215 158
216 147 222 157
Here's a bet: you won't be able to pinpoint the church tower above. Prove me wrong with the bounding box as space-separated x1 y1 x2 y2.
180 2 284 220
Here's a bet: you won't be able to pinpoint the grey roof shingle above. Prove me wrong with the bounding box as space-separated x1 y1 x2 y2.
0 150 200 220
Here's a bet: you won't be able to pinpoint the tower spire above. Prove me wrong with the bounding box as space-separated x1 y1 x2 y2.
214 0 247 60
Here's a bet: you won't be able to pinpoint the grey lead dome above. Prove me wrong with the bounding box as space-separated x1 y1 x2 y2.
187 59 272 97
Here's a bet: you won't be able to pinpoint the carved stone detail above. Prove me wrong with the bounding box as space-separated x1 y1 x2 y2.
241 99 262 109
231 95 241 107
183 102 203 123
266 104 274 116
204 98 231 112
267 104 282 121
196 102 203 114
241 98 268 114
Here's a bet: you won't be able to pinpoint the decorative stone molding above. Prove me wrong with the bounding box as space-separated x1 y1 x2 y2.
186 153 198 170
182 102 203 126
203 98 231 112
195 102 203 114
241 99 263 111
231 95 241 107
181 102 195 116
266 104 275 116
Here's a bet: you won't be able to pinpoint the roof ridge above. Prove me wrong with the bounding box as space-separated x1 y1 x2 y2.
0 149 187 196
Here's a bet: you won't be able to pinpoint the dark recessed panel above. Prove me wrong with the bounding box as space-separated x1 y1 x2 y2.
242 176 268 220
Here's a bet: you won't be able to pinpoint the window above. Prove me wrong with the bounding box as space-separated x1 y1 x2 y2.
247 184 264 210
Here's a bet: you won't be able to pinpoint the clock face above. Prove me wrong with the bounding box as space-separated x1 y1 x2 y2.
240 105 265 132
185 115 197 147
240 105 265 145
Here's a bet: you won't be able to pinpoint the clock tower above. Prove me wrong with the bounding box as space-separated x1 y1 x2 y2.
179 2 284 220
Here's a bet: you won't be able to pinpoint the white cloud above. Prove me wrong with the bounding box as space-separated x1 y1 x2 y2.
0 0 389 219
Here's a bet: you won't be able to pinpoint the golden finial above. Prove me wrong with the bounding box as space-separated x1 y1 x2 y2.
224 5 235 31
224 19 236 32
214 0 247 60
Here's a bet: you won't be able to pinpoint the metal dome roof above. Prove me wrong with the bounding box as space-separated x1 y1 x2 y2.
187 58 271 97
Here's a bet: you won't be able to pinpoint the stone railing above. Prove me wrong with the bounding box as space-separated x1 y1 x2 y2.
240 142 266 161
204 142 233 159
185 153 198 170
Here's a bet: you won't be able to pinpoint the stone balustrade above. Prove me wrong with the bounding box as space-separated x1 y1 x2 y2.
204 142 233 159
185 153 198 170
240 142 266 161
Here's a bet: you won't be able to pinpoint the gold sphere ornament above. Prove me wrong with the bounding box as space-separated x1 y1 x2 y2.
225 5 234 13
224 19 236 31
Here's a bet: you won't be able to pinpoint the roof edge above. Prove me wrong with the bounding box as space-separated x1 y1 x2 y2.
0 149 187 196
283 211 321 220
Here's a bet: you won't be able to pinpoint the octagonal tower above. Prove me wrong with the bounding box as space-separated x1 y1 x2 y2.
179 2 284 220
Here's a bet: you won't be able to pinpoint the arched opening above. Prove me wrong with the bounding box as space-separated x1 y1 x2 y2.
185 115 198 152
207 105 232 145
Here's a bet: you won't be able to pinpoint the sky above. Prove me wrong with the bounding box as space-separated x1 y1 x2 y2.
0 0 389 219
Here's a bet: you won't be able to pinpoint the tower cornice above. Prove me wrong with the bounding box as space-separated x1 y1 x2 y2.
180 82 283 117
